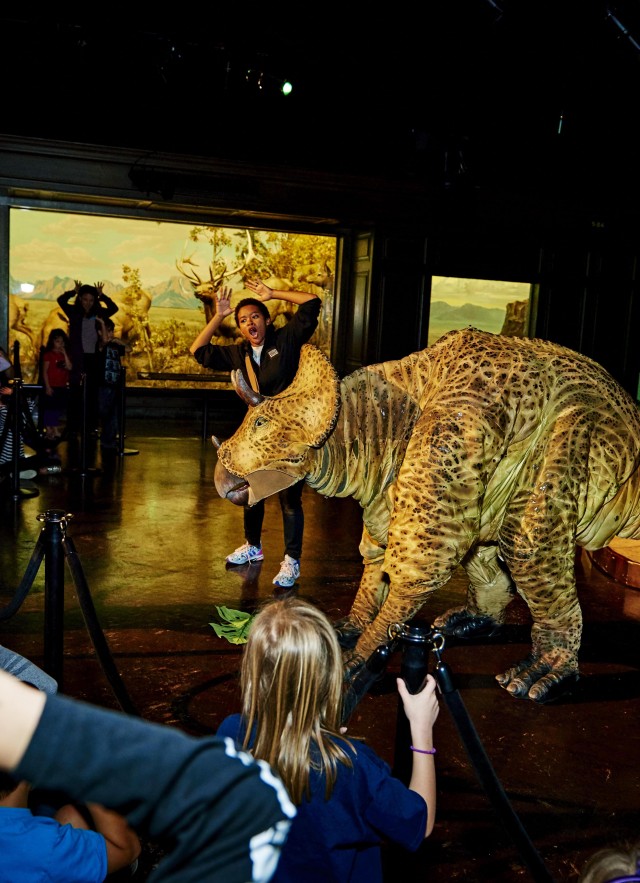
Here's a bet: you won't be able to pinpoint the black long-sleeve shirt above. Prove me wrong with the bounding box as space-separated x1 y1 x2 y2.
16 693 295 883
192 298 321 396
57 290 119 384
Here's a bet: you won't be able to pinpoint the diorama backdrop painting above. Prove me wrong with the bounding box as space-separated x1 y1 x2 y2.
428 276 532 345
8 209 336 388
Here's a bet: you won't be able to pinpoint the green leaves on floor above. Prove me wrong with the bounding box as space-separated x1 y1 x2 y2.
209 606 254 644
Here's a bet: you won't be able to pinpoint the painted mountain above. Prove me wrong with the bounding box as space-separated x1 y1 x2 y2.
428 300 506 343
10 274 201 310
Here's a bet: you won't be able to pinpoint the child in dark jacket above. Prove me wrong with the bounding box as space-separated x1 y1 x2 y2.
96 316 130 451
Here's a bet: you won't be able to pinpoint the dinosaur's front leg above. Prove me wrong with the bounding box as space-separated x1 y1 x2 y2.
350 578 441 671
341 530 434 674
336 527 388 650
344 404 487 675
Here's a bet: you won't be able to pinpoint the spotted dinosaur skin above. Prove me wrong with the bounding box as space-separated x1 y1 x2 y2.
214 329 640 702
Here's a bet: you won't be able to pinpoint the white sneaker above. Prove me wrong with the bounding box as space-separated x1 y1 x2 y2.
272 555 300 588
226 542 264 565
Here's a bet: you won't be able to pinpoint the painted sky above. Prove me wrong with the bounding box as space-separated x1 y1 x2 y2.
10 209 530 308
432 276 531 309
9 208 242 288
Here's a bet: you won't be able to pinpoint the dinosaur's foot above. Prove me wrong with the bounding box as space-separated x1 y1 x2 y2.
433 606 502 640
342 650 366 683
340 652 368 723
496 653 579 703
334 617 363 650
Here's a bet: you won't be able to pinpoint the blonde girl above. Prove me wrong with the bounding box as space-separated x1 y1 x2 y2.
217 597 439 882
578 843 640 882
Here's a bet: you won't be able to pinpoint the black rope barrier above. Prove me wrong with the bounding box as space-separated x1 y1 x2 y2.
0 508 138 715
0 534 45 621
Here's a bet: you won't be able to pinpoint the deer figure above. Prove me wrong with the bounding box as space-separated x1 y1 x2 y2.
298 262 334 294
9 295 36 346
8 295 38 378
176 229 262 337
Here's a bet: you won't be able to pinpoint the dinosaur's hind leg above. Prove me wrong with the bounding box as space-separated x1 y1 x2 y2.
496 548 582 703
488 411 591 701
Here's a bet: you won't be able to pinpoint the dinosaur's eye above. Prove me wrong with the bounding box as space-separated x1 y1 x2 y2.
254 416 270 429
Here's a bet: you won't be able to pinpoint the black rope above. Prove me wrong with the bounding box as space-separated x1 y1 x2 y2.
0 533 46 621
1 510 138 715
62 534 139 716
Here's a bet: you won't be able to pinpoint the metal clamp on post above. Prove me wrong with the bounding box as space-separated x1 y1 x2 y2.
388 620 444 692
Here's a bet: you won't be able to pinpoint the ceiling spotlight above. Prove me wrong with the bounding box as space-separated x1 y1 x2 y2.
245 68 293 96
245 69 266 90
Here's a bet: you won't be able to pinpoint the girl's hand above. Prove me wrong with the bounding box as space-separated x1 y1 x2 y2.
397 674 440 733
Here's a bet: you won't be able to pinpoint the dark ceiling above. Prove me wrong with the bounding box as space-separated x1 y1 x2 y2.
3 1 640 212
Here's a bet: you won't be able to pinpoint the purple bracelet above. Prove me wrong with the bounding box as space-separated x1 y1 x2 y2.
410 746 436 755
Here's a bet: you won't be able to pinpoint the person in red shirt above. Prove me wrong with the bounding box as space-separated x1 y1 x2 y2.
41 328 72 443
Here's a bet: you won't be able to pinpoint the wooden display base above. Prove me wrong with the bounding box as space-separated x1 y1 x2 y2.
589 537 640 589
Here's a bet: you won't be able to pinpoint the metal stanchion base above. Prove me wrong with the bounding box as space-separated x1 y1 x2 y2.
67 465 103 477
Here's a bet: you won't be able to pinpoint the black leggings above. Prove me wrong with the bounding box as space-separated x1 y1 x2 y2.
243 480 305 560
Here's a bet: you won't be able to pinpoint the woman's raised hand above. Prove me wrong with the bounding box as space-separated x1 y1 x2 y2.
216 286 233 317
245 279 273 302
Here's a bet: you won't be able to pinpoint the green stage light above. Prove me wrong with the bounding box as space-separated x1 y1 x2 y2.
281 80 293 96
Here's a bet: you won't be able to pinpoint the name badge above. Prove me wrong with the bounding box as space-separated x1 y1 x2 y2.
267 348 279 359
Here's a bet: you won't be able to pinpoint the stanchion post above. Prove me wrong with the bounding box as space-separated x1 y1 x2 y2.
392 621 433 784
9 376 22 499
72 372 102 476
341 620 555 881
5 377 39 500
117 367 125 455
40 509 70 689
117 367 139 456
79 372 89 474
11 340 22 378
8 336 25 498
202 388 209 442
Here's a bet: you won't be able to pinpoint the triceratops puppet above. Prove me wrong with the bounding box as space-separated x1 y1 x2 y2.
213 329 640 702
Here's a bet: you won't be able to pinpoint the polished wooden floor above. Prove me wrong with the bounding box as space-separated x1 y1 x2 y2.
1 416 639 882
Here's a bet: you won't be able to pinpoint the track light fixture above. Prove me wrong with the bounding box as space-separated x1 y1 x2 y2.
245 68 293 96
